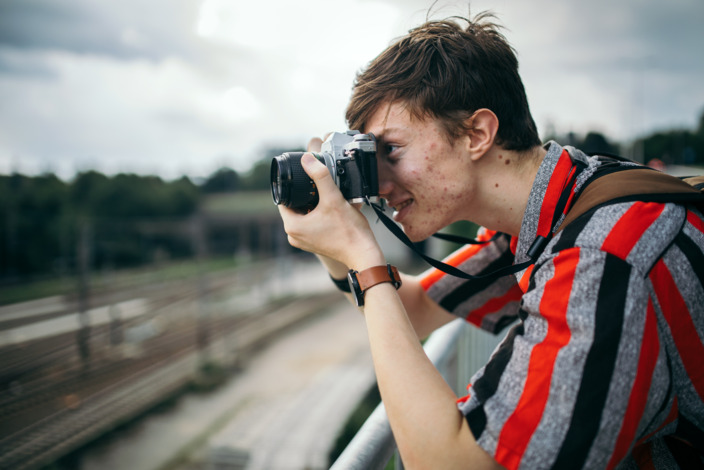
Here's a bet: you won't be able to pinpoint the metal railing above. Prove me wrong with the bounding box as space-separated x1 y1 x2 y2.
331 318 503 469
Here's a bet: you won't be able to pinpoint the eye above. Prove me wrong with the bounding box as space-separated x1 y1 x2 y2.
384 144 400 160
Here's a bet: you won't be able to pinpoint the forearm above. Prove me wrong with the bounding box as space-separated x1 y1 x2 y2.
361 283 500 469
318 253 455 339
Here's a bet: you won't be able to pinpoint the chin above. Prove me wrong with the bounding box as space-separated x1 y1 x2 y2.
401 224 435 244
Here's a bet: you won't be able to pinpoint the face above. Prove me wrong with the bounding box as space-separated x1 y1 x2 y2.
366 102 475 242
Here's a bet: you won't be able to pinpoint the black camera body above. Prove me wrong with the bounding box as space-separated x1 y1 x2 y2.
270 131 379 211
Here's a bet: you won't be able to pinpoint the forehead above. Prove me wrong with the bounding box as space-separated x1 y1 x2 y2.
365 101 416 138
365 101 444 142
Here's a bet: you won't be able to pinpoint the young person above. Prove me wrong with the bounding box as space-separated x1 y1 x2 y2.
277 13 704 469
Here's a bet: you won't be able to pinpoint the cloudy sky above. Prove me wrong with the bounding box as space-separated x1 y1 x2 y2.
0 0 703 180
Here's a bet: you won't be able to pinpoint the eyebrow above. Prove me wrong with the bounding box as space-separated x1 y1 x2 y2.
373 127 406 142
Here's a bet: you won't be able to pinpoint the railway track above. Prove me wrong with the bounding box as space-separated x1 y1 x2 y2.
0 259 337 470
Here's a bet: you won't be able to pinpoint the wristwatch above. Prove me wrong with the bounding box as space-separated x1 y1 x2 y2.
347 264 402 307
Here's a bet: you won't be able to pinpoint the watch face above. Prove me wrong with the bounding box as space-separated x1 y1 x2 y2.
347 270 364 307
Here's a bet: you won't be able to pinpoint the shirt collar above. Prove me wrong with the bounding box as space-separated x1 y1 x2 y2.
515 141 584 263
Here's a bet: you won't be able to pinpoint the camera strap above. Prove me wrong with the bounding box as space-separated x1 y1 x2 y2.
365 199 535 281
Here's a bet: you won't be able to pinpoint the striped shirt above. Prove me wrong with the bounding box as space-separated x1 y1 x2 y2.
420 141 704 469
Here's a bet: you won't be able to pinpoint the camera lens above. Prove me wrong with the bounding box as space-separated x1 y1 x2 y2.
270 152 320 210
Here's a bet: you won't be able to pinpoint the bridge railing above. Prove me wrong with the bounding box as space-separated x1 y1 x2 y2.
330 318 503 469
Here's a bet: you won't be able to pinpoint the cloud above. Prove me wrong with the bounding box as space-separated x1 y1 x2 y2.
0 0 702 179
0 0 203 62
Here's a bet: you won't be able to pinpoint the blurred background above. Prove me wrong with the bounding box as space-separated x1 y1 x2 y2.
1 1 703 469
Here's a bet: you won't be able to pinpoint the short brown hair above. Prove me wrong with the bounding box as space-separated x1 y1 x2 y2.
345 13 541 151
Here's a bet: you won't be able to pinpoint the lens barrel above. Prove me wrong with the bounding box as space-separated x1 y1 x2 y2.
270 152 320 210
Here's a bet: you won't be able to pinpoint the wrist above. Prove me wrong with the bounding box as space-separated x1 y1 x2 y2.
347 247 386 273
347 264 402 307
317 254 348 280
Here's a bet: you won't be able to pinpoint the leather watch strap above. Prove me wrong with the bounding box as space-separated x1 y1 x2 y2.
356 264 401 292
347 264 402 307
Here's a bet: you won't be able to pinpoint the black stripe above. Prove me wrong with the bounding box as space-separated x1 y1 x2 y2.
675 232 704 289
466 405 487 439
490 313 519 335
552 207 596 254
664 436 704 469
439 247 516 312
676 415 704 455
471 321 524 402
552 254 630 469
550 176 578 230
464 322 525 440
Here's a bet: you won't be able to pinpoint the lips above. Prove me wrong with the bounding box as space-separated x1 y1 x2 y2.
391 198 413 222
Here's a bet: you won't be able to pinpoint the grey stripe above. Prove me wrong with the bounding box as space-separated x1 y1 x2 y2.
626 203 685 275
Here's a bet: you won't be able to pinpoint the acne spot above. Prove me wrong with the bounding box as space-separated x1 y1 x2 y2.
505 159 511 165
498 154 503 159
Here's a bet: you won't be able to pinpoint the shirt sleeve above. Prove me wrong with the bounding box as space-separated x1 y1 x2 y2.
419 228 523 334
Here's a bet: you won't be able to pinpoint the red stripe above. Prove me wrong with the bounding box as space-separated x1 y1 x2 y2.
607 299 660 469
466 283 523 327
536 151 573 236
562 166 580 214
650 259 704 400
631 442 656 470
687 210 704 234
494 248 579 468
518 265 534 292
601 202 665 259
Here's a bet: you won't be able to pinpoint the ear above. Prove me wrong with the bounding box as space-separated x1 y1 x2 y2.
465 109 499 161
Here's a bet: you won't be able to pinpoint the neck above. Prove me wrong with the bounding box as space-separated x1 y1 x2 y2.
467 145 545 236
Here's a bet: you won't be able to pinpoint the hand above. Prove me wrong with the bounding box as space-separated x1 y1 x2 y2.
277 153 385 271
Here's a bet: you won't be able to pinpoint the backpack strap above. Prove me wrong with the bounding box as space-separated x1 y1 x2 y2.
683 175 704 191
559 167 704 232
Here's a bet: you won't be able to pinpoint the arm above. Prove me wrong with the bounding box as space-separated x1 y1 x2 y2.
319 253 456 340
279 154 501 469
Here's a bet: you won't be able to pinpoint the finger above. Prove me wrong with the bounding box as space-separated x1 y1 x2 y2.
300 153 342 201
307 137 323 152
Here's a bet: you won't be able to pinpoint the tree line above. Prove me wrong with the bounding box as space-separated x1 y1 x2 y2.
2 113 704 284
0 148 296 283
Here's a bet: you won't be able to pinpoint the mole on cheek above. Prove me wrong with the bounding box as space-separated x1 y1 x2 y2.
495 183 499 188
505 159 511 165
498 154 503 159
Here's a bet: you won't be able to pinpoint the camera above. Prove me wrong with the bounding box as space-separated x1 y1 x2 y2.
270 131 379 211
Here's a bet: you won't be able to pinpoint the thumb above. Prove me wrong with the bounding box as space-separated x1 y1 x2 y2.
301 153 342 204
301 153 340 199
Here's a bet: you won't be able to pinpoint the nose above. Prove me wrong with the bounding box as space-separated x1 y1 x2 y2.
377 160 394 199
